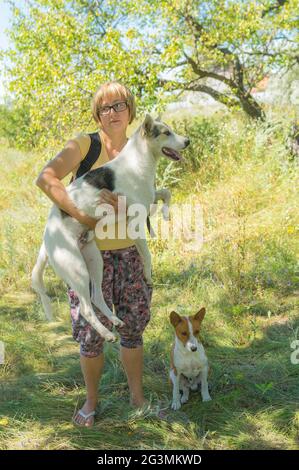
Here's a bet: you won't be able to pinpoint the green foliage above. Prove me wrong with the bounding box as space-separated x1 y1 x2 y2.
137 0 298 118
169 117 222 172
0 103 32 148
2 0 298 147
3 0 162 147
0 111 298 449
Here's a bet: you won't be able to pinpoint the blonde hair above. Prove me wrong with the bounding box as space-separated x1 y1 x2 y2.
91 81 136 125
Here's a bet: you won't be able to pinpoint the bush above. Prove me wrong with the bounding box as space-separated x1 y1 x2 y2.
0 103 34 149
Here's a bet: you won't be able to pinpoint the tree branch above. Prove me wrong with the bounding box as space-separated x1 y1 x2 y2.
262 0 288 17
183 51 235 88
232 56 244 89
158 77 239 108
184 82 239 108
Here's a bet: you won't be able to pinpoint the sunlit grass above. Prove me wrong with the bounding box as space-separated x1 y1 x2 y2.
0 112 298 449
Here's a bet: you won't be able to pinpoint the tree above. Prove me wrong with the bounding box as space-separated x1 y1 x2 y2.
2 0 160 147
0 100 32 147
135 0 299 120
2 0 298 147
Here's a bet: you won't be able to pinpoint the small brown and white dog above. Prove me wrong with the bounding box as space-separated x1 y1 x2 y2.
169 308 211 410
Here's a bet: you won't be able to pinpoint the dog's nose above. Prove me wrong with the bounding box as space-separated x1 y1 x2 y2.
191 345 197 352
185 138 190 147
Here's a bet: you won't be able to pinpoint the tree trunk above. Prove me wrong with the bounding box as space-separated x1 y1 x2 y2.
237 92 266 121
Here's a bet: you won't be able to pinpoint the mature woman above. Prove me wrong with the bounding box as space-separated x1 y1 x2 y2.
36 82 153 427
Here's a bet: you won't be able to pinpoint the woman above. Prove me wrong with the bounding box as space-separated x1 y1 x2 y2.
36 82 153 427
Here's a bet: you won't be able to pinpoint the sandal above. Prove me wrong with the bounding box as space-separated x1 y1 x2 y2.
73 409 97 427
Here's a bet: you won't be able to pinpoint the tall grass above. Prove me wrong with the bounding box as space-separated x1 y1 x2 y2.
0 111 298 449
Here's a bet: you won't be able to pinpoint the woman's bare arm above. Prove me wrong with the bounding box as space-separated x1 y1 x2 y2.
36 140 97 229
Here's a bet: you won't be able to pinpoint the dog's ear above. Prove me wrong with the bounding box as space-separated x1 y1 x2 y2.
142 114 154 136
170 311 182 327
194 307 206 323
155 113 162 122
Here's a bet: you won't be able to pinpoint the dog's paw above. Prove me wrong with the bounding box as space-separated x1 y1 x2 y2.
111 317 124 328
171 399 181 411
105 332 117 343
202 394 212 402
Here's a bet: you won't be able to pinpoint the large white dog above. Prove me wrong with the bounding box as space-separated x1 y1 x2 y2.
32 115 190 342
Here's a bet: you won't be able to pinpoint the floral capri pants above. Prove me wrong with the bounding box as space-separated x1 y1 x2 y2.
67 245 153 357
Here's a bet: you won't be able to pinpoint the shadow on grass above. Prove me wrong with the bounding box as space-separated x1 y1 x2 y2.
154 248 298 321
1 292 298 450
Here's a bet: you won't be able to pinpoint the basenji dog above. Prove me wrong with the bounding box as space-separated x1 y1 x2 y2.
32 114 190 342
170 308 211 410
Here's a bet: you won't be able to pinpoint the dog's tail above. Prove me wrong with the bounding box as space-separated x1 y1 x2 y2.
31 242 53 321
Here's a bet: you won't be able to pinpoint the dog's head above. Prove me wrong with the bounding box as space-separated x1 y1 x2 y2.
170 308 206 352
140 114 190 161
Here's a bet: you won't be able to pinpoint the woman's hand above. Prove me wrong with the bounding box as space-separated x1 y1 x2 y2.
97 189 127 215
77 213 98 230
77 190 127 232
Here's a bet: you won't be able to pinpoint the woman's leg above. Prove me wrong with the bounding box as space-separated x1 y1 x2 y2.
68 281 113 427
73 353 104 426
120 345 145 407
113 246 153 408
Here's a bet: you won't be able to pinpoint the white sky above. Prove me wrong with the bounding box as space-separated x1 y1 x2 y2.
0 0 13 102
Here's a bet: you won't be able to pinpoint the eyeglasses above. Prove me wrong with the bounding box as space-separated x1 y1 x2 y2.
98 101 128 116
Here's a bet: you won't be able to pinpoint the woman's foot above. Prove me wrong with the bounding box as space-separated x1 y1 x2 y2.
73 400 97 427
130 397 148 409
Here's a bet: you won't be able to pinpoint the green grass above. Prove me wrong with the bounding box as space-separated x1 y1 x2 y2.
0 112 298 449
